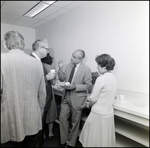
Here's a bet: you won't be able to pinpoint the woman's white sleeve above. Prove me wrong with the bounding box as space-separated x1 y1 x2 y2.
89 77 104 106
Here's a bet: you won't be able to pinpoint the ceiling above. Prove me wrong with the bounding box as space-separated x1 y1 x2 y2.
1 1 87 29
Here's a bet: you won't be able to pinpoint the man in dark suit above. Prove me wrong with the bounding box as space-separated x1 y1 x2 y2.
57 49 92 148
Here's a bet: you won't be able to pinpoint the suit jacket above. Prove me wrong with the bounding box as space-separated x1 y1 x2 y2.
61 63 92 110
1 49 46 143
30 53 52 112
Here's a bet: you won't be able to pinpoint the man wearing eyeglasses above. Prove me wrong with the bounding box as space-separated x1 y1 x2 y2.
31 39 56 147
31 39 49 60
31 39 56 81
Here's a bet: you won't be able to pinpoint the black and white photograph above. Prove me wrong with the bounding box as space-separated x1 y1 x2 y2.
1 1 149 147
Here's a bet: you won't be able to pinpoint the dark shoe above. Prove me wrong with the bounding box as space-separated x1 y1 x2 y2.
48 135 54 140
66 145 74 148
58 143 67 148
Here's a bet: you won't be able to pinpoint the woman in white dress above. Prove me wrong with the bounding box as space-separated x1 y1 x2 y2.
79 54 117 147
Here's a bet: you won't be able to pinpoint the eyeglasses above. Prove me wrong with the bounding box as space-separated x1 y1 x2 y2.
41 46 49 50
72 54 82 60
41 46 49 52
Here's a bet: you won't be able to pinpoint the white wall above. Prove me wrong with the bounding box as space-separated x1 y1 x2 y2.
35 1 149 96
1 23 35 54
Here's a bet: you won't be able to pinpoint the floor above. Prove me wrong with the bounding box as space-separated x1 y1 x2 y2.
42 121 82 147
42 94 85 147
0 121 82 148
1 95 86 148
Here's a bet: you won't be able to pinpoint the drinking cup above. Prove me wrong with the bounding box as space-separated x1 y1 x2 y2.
50 69 55 73
119 95 125 102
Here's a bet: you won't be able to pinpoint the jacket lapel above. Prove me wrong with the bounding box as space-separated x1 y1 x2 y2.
30 53 35 58
72 63 84 83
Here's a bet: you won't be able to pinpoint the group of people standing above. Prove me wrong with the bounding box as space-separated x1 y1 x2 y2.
1 31 117 147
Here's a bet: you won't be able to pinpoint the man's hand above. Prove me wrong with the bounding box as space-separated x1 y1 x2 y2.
58 60 64 68
66 84 76 90
46 71 56 80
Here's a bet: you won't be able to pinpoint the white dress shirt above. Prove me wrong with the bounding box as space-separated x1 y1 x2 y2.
32 52 41 61
71 62 81 83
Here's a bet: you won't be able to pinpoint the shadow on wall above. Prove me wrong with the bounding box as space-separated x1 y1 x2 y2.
82 54 87 64
49 47 56 68
1 40 7 53
24 48 32 55
1 40 32 55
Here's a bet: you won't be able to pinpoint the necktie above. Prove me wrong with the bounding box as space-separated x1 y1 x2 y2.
68 64 76 83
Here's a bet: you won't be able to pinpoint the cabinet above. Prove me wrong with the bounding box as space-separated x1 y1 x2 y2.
79 97 149 147
113 97 149 147
115 116 149 147
52 85 149 147
80 112 149 147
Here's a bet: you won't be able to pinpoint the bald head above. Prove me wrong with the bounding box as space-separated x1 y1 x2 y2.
71 49 85 65
74 49 85 59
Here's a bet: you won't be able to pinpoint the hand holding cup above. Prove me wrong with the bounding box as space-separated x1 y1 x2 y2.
65 82 70 86
59 82 70 88
50 69 56 77
46 69 56 80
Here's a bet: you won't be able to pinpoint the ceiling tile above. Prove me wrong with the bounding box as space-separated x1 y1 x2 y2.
53 1 74 8
30 20 49 28
1 12 21 24
65 1 87 10
1 1 40 15
1 1 88 29
13 16 40 27
34 5 60 19
44 8 69 21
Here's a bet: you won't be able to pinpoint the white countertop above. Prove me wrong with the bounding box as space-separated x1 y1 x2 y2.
52 85 149 120
113 96 149 119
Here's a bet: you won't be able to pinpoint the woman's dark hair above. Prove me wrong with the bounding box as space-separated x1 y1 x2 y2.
41 53 53 65
95 54 115 70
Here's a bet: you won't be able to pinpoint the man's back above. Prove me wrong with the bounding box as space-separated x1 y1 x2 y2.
1 49 46 143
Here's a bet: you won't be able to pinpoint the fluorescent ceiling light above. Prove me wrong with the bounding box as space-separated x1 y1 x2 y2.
42 1 56 5
24 1 56 18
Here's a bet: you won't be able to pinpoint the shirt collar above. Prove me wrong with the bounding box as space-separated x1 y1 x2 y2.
32 52 41 61
75 62 81 69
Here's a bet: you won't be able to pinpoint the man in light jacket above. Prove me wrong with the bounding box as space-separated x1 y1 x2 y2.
57 49 92 148
1 31 46 147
